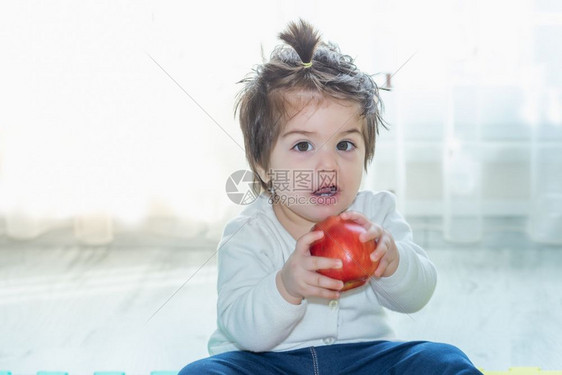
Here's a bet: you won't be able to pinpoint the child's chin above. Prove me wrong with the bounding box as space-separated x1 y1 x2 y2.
309 196 344 218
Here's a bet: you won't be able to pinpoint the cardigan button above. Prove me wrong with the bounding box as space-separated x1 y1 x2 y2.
322 337 336 345
328 299 339 310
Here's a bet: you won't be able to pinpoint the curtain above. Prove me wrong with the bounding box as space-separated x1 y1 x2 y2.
1 0 561 245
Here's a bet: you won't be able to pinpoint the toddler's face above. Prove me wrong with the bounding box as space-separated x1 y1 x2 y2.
263 93 365 230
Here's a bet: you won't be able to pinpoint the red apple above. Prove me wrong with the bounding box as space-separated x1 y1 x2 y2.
309 215 378 291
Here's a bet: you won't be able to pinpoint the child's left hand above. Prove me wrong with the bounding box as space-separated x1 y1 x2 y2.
340 211 399 278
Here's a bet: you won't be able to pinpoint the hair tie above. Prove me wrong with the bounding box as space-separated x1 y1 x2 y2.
301 61 313 68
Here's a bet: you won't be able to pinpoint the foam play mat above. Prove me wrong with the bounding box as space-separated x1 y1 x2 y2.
1 368 562 374
0 372 179 375
480 369 562 375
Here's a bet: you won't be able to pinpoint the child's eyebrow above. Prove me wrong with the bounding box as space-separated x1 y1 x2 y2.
281 130 315 138
281 128 362 138
340 128 362 136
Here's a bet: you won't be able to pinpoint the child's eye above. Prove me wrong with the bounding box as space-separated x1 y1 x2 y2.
337 141 356 151
292 141 313 152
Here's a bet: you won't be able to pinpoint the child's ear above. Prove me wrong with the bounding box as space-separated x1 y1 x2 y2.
255 164 269 184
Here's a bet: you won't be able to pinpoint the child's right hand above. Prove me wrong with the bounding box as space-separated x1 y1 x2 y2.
276 230 345 305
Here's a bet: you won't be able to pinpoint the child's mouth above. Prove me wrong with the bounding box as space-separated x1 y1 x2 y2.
312 185 338 197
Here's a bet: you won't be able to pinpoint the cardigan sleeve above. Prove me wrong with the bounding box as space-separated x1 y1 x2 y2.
214 215 307 352
366 191 437 313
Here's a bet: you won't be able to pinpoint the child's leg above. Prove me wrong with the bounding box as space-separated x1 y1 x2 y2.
178 347 316 375
387 341 482 375
179 340 482 374
315 340 483 375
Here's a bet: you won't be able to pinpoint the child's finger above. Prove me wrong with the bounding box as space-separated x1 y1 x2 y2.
339 211 370 229
371 233 390 261
370 244 387 263
305 272 344 291
296 230 324 254
374 258 389 278
306 255 343 272
360 224 384 242
306 285 341 300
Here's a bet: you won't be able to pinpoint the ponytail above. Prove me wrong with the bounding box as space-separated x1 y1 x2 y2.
278 19 321 66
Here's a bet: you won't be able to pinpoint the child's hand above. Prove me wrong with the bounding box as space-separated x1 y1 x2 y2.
340 211 400 278
276 230 344 305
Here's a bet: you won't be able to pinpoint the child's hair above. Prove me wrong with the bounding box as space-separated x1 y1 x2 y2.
236 19 386 194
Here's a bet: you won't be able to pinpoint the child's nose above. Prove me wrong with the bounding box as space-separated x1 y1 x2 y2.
315 145 338 171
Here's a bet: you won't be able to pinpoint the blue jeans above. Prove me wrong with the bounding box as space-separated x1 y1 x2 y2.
179 340 483 374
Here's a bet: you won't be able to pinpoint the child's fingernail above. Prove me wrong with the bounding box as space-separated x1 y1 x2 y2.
336 260 343 268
